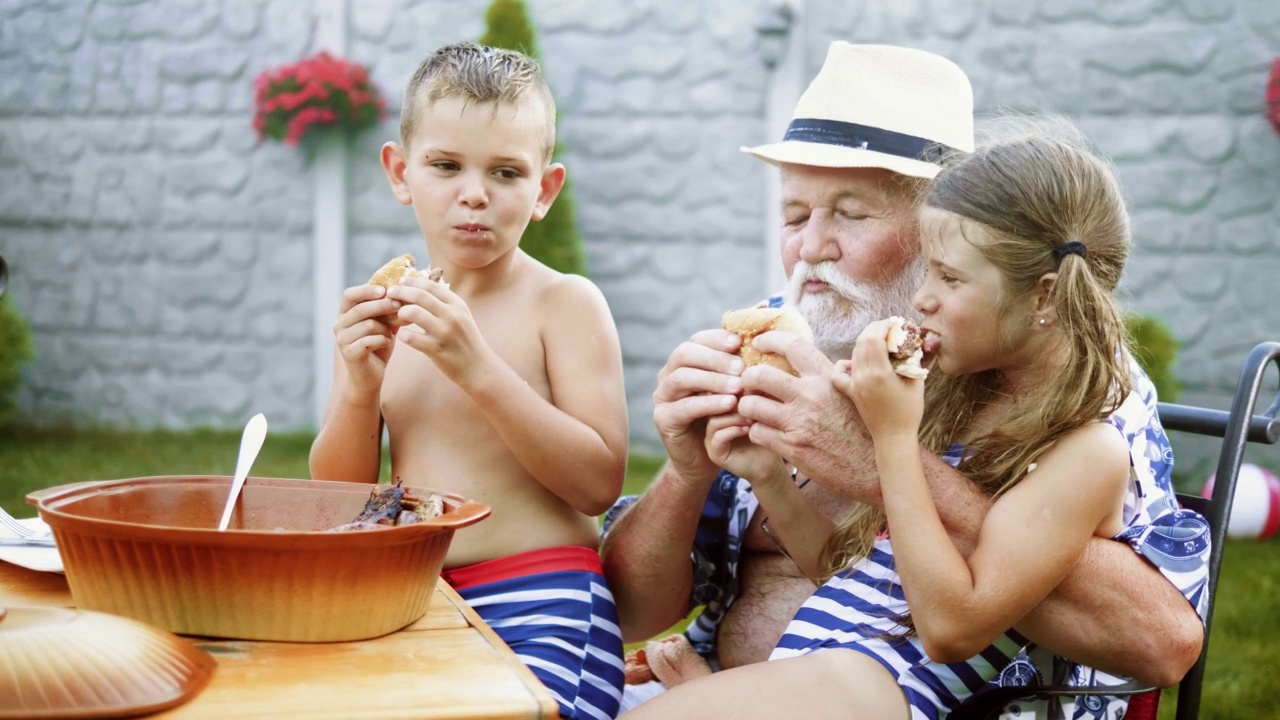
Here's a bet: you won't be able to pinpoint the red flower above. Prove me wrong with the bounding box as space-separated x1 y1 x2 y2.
1267 58 1280 135
251 51 386 145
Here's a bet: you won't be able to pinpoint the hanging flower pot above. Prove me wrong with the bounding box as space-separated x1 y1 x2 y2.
252 52 387 146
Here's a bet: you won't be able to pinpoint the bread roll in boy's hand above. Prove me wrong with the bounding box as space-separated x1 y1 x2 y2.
883 315 929 380
721 305 814 376
367 254 445 327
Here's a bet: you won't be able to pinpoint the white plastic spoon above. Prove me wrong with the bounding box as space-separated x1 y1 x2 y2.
217 413 268 531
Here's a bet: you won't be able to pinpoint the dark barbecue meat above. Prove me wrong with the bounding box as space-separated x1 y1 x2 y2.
327 478 444 532
353 482 405 525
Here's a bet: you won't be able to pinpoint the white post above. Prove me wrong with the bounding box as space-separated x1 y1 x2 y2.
759 0 806 296
312 0 348 427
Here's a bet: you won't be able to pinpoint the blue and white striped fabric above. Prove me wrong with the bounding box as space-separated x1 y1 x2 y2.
448 547 625 720
768 355 1209 719
771 535 1030 720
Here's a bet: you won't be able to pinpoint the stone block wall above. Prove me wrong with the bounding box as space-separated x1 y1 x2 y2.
0 0 321 429
1 0 1276 475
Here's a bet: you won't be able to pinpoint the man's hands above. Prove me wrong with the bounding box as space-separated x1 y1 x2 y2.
652 329 746 488
705 413 787 489
604 329 749 642
737 330 880 505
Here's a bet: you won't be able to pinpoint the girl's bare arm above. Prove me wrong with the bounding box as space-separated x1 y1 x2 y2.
882 423 1131 663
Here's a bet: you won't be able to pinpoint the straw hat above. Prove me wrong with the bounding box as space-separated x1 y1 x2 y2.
743 42 975 178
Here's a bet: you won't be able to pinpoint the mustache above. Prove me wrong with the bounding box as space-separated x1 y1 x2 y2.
785 260 878 305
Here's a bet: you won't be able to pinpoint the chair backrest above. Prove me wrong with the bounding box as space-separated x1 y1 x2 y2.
1156 341 1280 720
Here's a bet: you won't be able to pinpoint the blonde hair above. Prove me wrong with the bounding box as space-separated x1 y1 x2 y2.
399 42 556 160
822 121 1135 629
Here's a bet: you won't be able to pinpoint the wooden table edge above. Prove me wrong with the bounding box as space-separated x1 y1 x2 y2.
0 564 560 719
437 581 562 720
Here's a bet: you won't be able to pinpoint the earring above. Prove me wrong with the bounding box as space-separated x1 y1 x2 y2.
1037 318 1047 326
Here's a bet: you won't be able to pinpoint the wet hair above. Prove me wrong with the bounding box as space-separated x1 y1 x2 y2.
399 42 556 160
822 120 1135 626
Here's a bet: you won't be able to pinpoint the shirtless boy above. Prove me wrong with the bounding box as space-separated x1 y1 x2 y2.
310 42 628 720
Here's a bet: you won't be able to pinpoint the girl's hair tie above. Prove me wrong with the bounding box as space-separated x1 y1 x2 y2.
1053 241 1087 265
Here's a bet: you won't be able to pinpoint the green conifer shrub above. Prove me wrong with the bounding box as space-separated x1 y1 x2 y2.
1125 312 1181 402
479 0 587 276
0 295 34 420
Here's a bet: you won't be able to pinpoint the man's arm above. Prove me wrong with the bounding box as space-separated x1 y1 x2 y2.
1014 537 1203 687
740 331 1202 685
601 329 745 642
600 461 713 642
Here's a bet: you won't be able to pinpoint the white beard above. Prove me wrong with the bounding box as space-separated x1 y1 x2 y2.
784 258 925 360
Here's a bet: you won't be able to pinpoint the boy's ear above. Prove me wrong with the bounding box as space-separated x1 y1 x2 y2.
380 142 413 206
531 163 566 222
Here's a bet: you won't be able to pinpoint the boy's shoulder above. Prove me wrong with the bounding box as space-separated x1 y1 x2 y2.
511 260 615 337
518 254 607 306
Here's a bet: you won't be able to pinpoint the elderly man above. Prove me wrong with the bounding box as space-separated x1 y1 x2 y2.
601 42 1206 717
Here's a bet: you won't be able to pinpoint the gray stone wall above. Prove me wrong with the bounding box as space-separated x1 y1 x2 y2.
1 0 1277 475
0 0 320 429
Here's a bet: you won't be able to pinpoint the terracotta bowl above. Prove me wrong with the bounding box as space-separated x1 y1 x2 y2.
26 476 490 643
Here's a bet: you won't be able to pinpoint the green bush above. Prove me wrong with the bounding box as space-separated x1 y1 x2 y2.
0 294 34 419
1125 312 1181 403
479 0 588 277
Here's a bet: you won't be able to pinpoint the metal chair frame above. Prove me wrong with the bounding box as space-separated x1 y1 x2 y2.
953 341 1280 720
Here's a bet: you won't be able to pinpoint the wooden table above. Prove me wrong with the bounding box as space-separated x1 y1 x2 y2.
0 562 560 719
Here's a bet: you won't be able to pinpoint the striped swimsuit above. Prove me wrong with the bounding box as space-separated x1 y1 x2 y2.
443 546 625 720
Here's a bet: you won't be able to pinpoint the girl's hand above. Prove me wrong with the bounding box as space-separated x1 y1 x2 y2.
834 319 925 443
704 412 786 487
332 284 400 401
387 277 489 386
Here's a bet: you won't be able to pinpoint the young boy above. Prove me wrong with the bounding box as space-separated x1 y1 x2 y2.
310 42 628 720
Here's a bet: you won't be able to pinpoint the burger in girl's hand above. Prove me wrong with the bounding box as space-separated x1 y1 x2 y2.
883 315 929 380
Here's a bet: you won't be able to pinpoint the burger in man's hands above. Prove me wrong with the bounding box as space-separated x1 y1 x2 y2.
721 305 814 376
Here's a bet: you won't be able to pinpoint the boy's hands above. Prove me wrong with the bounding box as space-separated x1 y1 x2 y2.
832 319 924 443
704 412 786 490
333 284 401 401
387 275 487 386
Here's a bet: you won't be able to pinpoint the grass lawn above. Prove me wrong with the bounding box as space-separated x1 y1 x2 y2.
3 425 1278 718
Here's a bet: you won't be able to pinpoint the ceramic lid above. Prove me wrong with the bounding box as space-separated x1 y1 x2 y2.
0 605 216 718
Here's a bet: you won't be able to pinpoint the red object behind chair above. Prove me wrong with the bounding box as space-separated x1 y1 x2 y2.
1127 689 1160 720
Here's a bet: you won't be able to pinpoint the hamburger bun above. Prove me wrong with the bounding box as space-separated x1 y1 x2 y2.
367 254 445 327
722 305 814 376
884 316 929 380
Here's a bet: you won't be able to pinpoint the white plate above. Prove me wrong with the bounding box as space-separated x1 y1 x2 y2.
0 515 63 573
